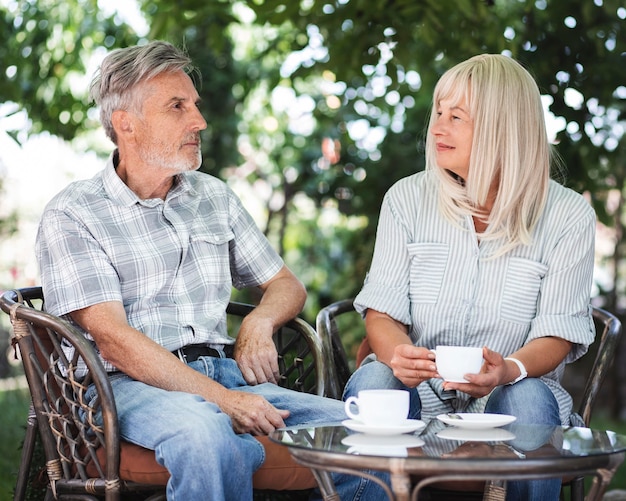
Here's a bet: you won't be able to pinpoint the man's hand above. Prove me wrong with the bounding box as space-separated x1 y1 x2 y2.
390 344 438 388
234 265 306 386
219 389 290 435
234 316 280 385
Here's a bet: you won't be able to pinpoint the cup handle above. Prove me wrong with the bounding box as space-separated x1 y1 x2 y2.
344 396 360 420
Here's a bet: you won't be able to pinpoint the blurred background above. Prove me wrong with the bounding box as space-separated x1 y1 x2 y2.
0 0 625 497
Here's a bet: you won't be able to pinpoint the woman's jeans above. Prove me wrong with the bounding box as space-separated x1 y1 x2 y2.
343 360 562 501
88 356 387 500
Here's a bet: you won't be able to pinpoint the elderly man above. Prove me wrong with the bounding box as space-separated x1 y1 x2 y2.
36 41 383 500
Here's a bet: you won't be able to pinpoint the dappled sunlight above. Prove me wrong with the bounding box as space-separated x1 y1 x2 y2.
0 131 102 288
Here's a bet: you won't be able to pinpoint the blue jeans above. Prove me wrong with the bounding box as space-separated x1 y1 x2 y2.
344 360 562 501
343 359 423 419
485 381 562 501
88 356 387 500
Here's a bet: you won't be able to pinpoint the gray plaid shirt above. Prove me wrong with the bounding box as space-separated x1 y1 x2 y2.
36 151 283 373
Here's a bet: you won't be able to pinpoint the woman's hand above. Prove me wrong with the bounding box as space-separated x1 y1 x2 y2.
390 344 438 388
443 337 573 397
441 347 504 397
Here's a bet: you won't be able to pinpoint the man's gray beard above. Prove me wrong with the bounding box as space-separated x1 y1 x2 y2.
139 144 202 173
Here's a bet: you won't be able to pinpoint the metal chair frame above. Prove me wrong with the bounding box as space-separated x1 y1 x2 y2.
3 286 326 501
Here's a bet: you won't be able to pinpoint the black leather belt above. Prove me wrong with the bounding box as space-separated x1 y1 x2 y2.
173 344 234 363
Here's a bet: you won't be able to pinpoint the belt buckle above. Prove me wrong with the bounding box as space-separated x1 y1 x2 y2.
174 344 229 363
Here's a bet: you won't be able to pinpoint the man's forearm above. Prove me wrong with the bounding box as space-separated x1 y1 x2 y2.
253 265 307 330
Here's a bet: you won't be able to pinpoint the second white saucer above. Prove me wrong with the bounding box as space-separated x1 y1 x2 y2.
437 413 516 429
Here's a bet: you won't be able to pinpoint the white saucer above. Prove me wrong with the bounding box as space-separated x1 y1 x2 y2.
436 427 516 442
436 413 516 429
342 418 426 436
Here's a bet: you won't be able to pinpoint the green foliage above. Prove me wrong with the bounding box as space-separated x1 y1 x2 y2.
244 0 626 313
516 1 625 201
0 0 140 142
1 0 625 332
0 387 31 500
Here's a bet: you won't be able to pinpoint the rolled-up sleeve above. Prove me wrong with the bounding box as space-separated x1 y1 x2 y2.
354 192 412 325
529 204 596 362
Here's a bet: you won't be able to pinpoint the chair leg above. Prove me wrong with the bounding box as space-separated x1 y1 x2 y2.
144 494 168 501
14 403 37 501
569 477 585 501
484 480 506 501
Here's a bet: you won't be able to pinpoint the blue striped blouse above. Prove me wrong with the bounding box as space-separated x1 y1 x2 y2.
354 170 596 424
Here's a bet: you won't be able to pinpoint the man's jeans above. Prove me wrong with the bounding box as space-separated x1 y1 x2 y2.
88 356 388 500
343 359 562 501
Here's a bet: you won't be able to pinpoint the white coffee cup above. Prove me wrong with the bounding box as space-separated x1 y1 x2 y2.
344 389 409 426
434 345 483 382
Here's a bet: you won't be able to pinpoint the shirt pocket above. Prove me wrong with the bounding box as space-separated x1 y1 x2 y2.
188 226 235 283
189 229 234 246
189 217 234 247
407 242 450 304
500 257 548 324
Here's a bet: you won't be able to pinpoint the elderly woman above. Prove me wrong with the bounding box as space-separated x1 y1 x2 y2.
344 54 595 500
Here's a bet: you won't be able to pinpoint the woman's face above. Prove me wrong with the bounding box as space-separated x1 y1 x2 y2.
430 95 474 181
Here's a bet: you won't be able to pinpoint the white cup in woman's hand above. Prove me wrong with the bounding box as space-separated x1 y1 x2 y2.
344 389 409 426
434 345 483 382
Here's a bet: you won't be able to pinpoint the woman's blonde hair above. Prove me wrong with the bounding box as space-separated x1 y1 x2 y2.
425 54 552 254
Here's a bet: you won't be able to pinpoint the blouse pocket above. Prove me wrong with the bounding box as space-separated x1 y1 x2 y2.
500 257 548 324
407 242 449 304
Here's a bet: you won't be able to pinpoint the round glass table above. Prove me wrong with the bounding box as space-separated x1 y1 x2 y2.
270 419 626 501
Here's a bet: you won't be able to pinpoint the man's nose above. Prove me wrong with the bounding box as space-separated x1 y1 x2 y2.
191 108 207 131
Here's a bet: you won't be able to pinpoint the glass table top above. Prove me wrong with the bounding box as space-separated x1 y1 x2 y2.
271 418 626 462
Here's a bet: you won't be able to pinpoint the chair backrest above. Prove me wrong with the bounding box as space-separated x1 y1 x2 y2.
315 299 359 399
567 306 622 426
1 286 124 500
226 301 326 395
316 299 622 424
2 286 326 500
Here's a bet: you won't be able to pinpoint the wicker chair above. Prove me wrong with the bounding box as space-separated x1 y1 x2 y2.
316 299 622 501
3 286 326 501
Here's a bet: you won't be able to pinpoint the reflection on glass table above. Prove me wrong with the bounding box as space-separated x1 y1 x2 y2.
270 419 626 501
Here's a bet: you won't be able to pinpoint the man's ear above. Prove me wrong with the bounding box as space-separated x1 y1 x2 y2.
112 110 133 138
